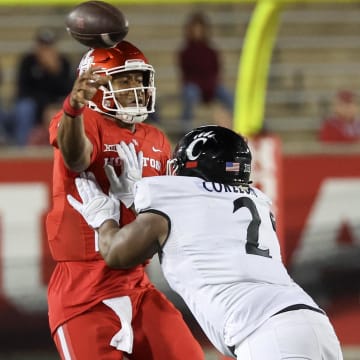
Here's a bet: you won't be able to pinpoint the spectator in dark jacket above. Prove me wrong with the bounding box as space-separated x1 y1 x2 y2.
12 27 73 146
177 12 234 131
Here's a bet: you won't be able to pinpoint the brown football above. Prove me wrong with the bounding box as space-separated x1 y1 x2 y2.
66 1 129 48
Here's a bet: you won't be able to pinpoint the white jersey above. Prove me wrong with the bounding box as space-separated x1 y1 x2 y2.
134 176 320 357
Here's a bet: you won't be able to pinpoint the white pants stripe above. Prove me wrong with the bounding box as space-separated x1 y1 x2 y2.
56 325 72 360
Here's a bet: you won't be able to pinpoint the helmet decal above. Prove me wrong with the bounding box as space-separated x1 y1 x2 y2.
244 163 251 174
78 49 95 75
225 162 240 172
186 131 216 160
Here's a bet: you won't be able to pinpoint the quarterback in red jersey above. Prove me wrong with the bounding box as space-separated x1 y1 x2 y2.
46 41 204 360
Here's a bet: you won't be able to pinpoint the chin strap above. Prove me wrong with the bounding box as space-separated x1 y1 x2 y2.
87 101 149 124
117 112 148 124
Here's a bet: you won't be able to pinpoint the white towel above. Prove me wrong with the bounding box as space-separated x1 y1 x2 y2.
103 296 134 353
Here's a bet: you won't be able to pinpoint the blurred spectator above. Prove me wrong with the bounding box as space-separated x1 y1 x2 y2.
27 102 61 146
12 27 73 146
318 90 360 143
177 12 234 131
0 60 10 145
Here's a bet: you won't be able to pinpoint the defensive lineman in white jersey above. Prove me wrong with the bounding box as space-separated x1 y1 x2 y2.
68 125 343 359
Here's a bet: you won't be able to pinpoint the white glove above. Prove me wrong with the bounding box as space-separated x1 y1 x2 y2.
104 141 143 208
67 172 120 229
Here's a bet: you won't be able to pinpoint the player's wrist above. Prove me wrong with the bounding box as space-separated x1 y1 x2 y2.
98 219 119 233
63 95 85 118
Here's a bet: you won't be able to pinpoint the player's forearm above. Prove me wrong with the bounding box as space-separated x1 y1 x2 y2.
58 94 93 172
98 220 129 268
58 114 92 172
98 218 157 269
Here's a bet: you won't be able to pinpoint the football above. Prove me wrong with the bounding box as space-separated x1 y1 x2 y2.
65 1 129 48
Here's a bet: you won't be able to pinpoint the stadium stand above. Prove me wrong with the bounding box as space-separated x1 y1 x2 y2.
1 3 360 144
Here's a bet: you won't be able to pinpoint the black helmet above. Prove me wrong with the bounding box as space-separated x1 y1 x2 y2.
169 125 252 185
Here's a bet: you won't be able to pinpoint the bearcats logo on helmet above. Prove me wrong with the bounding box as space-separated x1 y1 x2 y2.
186 131 216 161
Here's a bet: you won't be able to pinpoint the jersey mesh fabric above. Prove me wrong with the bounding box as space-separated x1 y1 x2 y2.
135 176 321 356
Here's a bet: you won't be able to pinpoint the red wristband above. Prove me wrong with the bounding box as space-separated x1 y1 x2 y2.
63 95 85 118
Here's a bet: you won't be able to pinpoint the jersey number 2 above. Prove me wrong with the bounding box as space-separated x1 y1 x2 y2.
233 197 271 258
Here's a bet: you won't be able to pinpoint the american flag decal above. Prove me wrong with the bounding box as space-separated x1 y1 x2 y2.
225 162 240 172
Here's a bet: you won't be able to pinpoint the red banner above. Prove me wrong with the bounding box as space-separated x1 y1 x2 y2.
282 153 360 345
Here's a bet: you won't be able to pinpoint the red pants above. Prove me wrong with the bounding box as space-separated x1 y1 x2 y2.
53 287 204 359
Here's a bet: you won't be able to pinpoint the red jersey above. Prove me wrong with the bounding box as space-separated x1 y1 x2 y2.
46 108 171 333
318 116 360 143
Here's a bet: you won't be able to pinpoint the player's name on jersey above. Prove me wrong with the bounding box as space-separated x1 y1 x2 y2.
201 181 257 196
